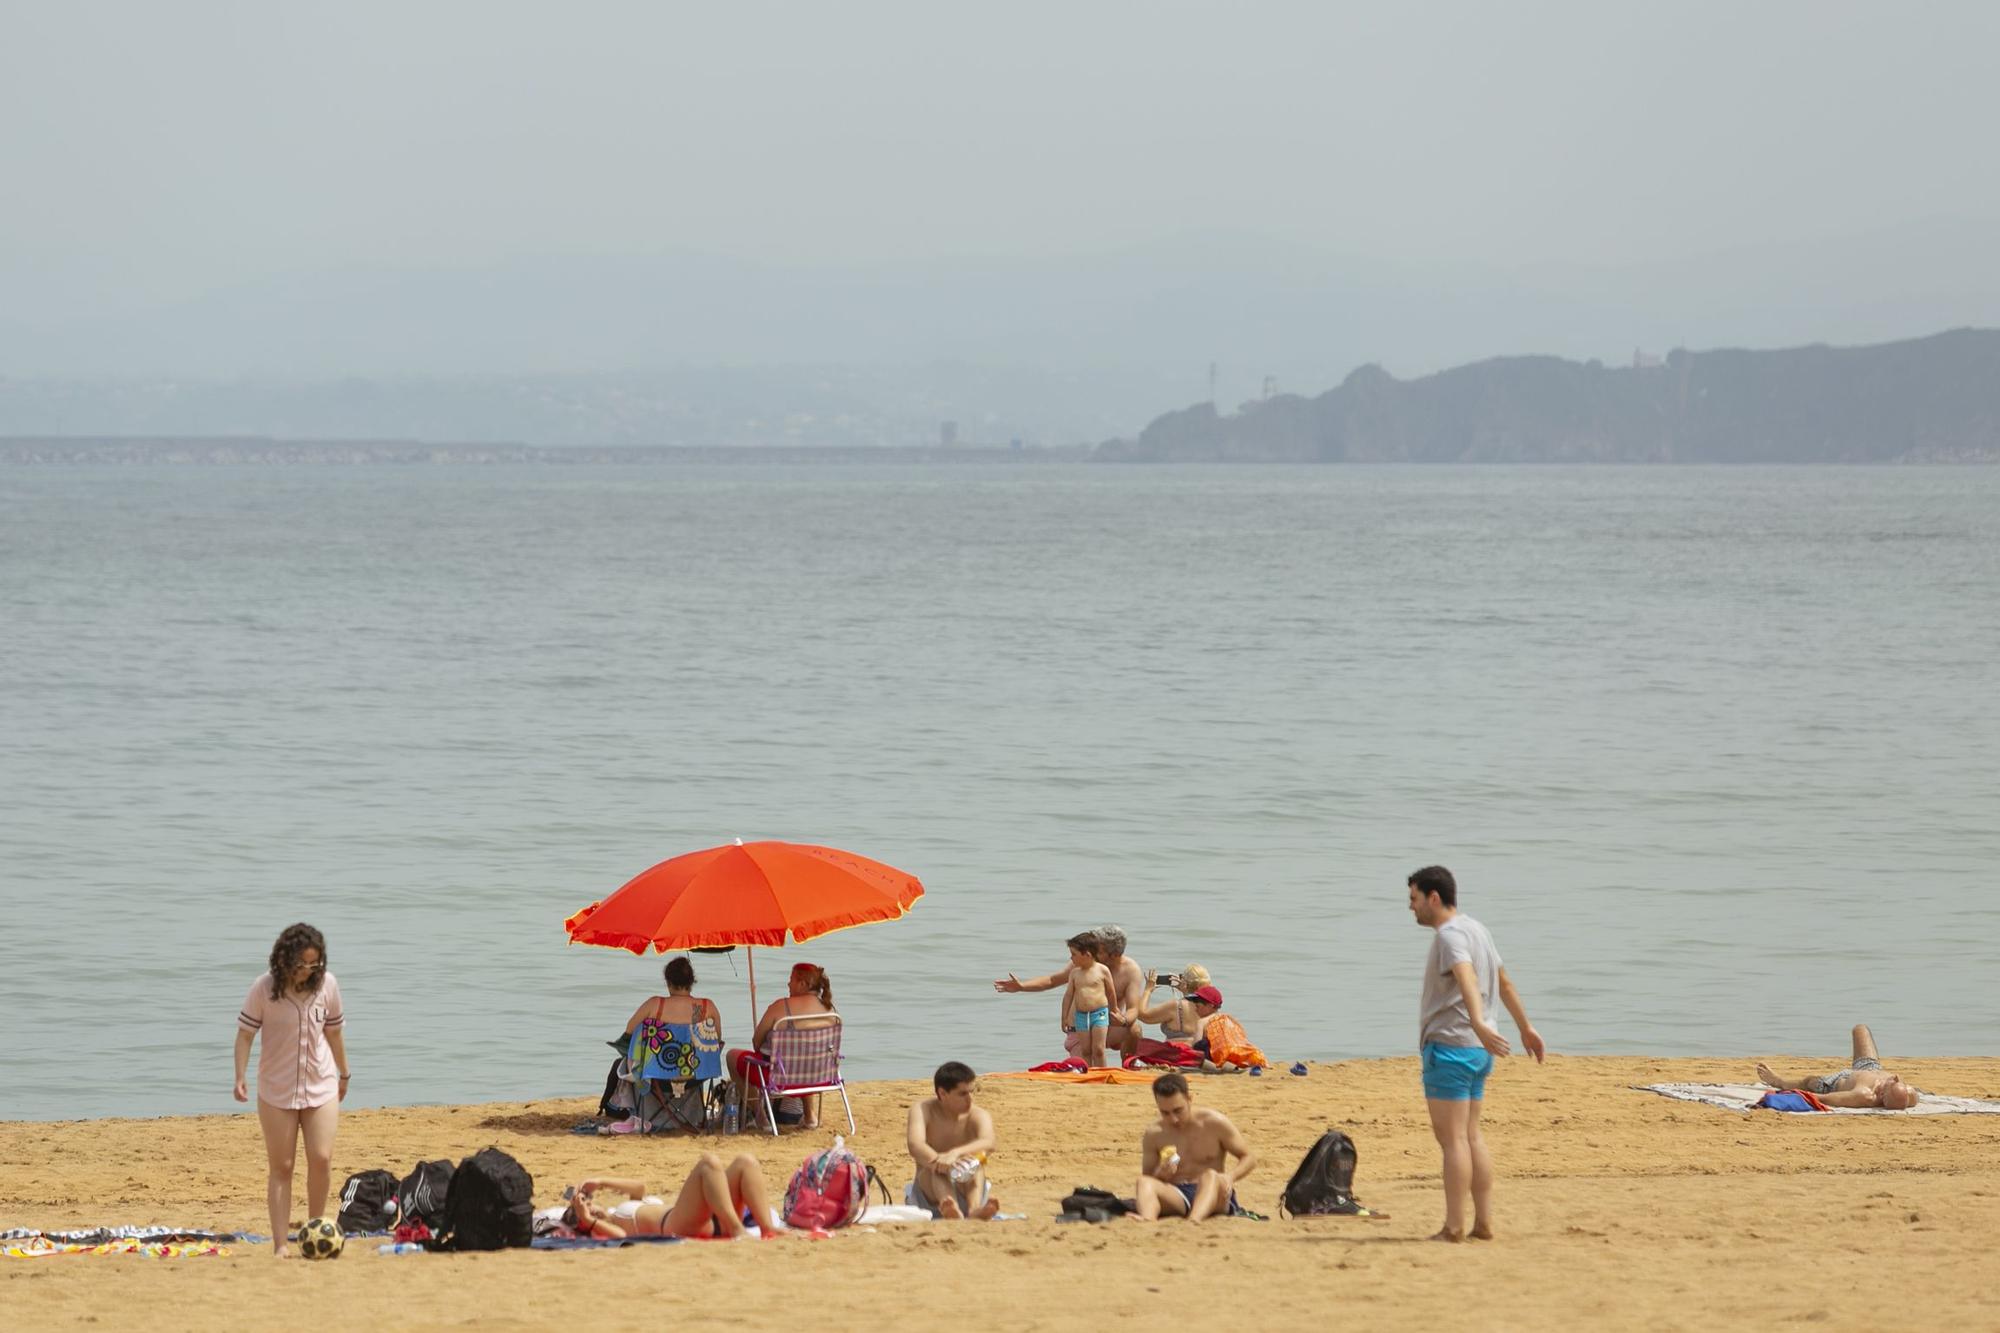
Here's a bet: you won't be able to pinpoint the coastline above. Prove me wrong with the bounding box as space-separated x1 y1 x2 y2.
5 1055 1999 1331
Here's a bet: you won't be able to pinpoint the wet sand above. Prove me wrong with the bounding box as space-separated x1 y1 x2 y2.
5 1055 1999 1332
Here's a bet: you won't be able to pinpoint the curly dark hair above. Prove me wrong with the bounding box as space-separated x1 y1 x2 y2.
268 923 328 999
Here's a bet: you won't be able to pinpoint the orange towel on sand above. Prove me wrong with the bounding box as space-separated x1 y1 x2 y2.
988 1068 1162 1085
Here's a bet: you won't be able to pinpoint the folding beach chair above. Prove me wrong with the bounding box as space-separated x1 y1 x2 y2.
738 1013 854 1136
609 1015 726 1133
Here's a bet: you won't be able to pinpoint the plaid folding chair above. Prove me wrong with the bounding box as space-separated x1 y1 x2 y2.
738 1014 854 1136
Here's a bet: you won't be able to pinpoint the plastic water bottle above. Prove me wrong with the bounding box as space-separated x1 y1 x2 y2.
949 1153 985 1185
376 1241 425 1256
723 1099 740 1135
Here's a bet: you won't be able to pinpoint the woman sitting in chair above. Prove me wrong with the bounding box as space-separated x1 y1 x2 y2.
727 962 836 1129
624 956 722 1040
601 956 723 1135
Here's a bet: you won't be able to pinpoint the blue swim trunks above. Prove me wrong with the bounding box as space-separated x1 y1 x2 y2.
1171 1180 1242 1216
1073 1006 1110 1030
1421 1042 1493 1101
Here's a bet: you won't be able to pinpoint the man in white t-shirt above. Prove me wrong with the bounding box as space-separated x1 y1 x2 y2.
1409 865 1545 1243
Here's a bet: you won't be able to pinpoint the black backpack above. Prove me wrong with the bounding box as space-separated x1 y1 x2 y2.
335 1169 401 1232
1280 1129 1368 1217
397 1159 455 1231
1057 1186 1135 1223
429 1148 535 1251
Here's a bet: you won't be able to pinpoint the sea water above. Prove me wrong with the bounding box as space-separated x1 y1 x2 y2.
1 463 1996 1120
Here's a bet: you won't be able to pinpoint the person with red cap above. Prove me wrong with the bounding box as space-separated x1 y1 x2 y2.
1132 980 1224 1058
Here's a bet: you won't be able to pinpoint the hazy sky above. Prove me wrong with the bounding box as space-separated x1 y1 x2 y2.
4 0 1997 375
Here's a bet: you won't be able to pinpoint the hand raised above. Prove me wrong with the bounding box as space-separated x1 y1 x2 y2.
993 974 1023 994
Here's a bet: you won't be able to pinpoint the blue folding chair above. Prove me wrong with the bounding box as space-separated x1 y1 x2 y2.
612 1016 725 1133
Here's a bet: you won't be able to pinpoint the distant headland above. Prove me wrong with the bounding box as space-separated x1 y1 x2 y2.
1100 328 2000 463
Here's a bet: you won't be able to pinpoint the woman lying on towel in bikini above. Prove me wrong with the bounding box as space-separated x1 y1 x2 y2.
564 1153 780 1239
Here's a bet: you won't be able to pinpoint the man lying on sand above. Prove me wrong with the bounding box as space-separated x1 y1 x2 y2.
906 1061 1001 1219
564 1152 779 1239
1128 1072 1256 1223
1756 1025 1920 1109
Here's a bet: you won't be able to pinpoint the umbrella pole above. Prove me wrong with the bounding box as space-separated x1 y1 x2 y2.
747 945 757 1031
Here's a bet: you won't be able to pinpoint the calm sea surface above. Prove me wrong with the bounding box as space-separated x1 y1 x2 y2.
2 464 1997 1121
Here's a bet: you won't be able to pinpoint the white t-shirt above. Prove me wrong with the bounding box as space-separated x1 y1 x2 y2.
1419 915 1501 1049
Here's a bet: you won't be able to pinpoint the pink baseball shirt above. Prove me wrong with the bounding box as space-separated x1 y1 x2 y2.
238 972 345 1109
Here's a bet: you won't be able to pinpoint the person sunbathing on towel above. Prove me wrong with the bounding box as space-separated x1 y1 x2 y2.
1755 1025 1919 1109
906 1061 1001 1219
564 1153 780 1239
1128 1072 1257 1224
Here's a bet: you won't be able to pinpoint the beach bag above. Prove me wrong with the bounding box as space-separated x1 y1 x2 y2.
1280 1129 1364 1217
397 1159 454 1231
429 1148 534 1251
335 1168 401 1232
1202 1014 1270 1069
1058 1186 1133 1222
782 1137 871 1230
1757 1090 1828 1113
599 1056 626 1118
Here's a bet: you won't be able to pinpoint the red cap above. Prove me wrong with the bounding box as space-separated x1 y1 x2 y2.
1191 985 1222 1007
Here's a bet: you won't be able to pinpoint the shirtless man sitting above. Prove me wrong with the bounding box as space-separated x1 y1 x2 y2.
563 1152 780 1239
1129 1072 1257 1224
1755 1024 1920 1109
905 1061 1001 1219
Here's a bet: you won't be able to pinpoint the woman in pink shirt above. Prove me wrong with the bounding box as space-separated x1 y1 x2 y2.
233 923 348 1257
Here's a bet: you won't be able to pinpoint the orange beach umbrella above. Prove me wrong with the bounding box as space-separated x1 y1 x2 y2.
563 839 924 1017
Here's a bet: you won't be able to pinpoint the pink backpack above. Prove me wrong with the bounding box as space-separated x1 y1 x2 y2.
782 1137 872 1230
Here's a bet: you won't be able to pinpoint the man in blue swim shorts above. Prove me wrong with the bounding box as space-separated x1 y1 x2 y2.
1410 865 1546 1243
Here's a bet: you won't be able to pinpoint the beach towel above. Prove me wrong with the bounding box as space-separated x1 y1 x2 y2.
988 1067 1162 1085
1 1228 247 1258
529 1234 683 1250
1125 1039 1202 1068
1639 1083 2000 1115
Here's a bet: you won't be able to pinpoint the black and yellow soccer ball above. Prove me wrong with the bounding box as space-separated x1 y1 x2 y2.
298 1216 344 1260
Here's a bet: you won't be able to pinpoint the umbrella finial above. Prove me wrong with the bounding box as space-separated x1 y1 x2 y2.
734 836 744 846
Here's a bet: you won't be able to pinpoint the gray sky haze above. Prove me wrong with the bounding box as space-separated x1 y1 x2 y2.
4 0 1997 389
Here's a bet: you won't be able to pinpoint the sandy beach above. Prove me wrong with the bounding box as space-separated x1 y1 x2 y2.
5 1055 1999 1332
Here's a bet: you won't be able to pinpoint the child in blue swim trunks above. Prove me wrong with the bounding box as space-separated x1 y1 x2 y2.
1057 933 1117 1068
